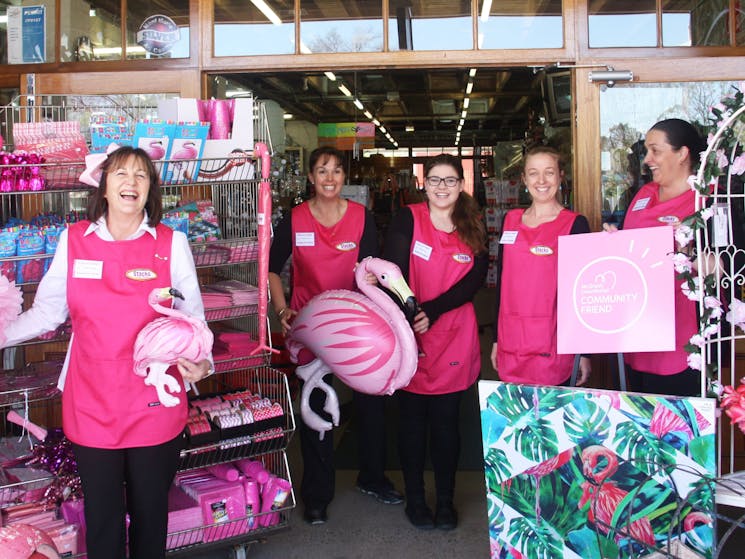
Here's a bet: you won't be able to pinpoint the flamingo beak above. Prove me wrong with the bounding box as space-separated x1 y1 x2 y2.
168 287 185 300
387 276 417 320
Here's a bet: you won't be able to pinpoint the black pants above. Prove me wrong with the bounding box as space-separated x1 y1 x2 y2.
397 389 463 504
299 375 392 508
299 373 336 509
354 390 391 488
72 434 182 559
625 364 702 397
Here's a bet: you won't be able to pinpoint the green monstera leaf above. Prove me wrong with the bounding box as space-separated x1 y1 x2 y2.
563 397 612 447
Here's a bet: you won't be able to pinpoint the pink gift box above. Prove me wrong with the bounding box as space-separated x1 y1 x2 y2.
166 484 203 550
181 478 247 543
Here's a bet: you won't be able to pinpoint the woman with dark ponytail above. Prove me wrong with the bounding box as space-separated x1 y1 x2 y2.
383 153 487 531
604 118 708 396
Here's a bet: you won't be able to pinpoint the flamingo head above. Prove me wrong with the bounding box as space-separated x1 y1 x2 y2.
148 287 185 306
581 445 618 484
358 257 418 323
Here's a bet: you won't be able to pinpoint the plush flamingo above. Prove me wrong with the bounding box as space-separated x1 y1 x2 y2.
133 287 214 407
578 445 655 547
286 257 418 437
0 524 60 559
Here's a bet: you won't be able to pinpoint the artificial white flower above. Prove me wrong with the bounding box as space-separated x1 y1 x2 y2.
732 153 745 176
704 295 723 312
702 323 720 338
689 334 705 348
681 278 700 301
726 298 745 331
675 225 694 248
716 149 729 169
699 207 714 221
687 351 703 371
672 252 693 273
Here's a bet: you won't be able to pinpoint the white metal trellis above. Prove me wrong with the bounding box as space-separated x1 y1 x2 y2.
693 103 745 480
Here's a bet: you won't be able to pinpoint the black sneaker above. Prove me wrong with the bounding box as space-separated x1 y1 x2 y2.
356 482 404 505
303 506 328 525
434 502 458 530
405 501 435 530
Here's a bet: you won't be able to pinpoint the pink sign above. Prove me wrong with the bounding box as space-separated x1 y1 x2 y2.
557 226 675 354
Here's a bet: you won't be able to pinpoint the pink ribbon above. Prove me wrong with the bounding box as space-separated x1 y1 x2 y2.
79 142 120 187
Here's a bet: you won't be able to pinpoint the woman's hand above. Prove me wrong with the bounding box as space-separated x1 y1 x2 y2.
602 223 619 233
576 356 591 386
412 310 429 335
177 358 213 383
490 342 498 372
277 307 297 335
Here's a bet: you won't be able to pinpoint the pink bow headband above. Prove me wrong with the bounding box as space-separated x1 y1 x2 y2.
79 142 121 187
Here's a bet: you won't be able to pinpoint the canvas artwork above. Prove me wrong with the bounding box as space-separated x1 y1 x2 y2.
478 381 716 559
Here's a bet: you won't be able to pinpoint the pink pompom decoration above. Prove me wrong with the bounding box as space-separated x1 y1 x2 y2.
0 275 23 346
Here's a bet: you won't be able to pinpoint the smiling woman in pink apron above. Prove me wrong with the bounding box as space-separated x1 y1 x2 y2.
383 153 487 531
2 146 212 558
490 146 591 388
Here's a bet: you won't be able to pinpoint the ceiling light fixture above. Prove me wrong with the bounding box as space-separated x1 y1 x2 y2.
466 81 474 95
325 71 336 81
469 68 477 78
353 98 364 110
463 98 470 109
405 125 415 132
363 110 373 119
338 84 353 97
251 0 282 25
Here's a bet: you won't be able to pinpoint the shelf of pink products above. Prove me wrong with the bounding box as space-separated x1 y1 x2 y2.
0 367 296 556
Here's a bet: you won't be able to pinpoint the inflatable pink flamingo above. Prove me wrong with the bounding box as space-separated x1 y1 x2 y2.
133 287 214 407
0 524 60 558
286 257 418 437
169 141 198 181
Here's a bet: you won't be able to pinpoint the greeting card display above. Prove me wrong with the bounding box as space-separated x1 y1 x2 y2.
479 381 716 559
162 123 209 183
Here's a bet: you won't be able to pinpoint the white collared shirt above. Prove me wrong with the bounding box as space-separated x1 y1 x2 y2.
3 214 209 388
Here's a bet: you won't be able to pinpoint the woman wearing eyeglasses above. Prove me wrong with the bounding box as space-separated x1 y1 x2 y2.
490 145 591 387
383 153 487 531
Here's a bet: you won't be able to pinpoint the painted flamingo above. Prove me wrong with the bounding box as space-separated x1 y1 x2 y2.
169 141 199 181
578 445 655 547
682 511 712 554
524 448 573 524
133 287 214 407
286 257 418 437
143 140 165 161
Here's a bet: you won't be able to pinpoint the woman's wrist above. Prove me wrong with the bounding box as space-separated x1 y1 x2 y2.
276 306 288 319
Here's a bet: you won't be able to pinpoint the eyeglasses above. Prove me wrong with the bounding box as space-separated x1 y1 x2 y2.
425 176 460 188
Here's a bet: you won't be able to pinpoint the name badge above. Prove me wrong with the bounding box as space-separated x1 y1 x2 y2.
632 197 650 211
412 240 432 261
73 259 103 279
295 232 315 247
500 230 518 244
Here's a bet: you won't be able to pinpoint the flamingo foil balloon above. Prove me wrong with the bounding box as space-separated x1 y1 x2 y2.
134 287 214 407
286 257 419 437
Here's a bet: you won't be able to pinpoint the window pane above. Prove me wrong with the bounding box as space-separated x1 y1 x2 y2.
599 81 735 224
126 1 190 59
61 2 121 61
389 0 471 51
2 2 56 64
215 0 295 56
478 0 563 49
663 0 729 46
301 0 382 54
589 0 657 48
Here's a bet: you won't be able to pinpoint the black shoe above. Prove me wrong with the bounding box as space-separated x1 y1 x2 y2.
303 506 328 525
434 502 458 530
405 501 435 530
356 481 404 505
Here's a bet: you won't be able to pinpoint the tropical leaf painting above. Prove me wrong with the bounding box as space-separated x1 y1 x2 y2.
478 381 717 559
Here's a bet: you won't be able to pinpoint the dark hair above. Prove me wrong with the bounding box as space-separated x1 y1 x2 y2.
308 146 346 173
87 146 163 226
523 145 563 172
649 119 707 173
424 153 486 255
